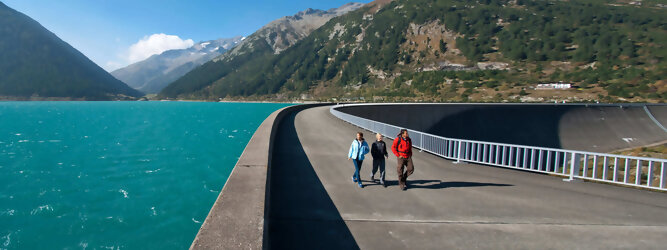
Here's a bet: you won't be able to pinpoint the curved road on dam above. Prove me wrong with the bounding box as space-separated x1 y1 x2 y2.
267 105 667 249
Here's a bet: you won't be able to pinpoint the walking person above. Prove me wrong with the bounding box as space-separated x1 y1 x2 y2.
348 132 370 188
392 129 414 191
370 133 388 187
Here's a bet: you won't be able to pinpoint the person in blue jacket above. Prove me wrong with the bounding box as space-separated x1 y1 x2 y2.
348 132 370 188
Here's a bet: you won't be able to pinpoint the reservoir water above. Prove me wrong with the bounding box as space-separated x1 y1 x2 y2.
0 101 291 249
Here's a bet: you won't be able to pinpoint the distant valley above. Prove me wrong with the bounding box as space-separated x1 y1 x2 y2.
111 37 244 94
0 0 664 103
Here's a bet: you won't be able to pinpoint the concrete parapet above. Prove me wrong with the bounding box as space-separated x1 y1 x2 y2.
190 103 328 249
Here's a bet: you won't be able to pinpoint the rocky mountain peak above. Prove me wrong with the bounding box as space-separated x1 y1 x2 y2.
218 2 365 59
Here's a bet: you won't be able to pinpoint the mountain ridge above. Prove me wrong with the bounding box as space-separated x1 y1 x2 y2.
160 2 365 98
216 2 365 59
111 36 243 94
0 1 142 100
161 0 665 103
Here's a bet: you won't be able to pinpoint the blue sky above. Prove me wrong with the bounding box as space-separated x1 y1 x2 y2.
3 0 371 71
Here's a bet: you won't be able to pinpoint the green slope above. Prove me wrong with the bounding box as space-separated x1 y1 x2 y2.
159 40 275 99
0 2 142 100
162 0 666 102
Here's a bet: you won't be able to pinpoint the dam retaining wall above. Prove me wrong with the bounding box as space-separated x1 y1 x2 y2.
190 103 328 249
336 103 667 152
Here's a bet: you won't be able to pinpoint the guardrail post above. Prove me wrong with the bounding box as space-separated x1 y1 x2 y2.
420 133 424 152
455 140 463 164
661 162 666 189
564 152 581 182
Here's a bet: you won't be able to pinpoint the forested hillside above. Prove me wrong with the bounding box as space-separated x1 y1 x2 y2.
159 3 364 98
0 2 142 100
161 0 666 102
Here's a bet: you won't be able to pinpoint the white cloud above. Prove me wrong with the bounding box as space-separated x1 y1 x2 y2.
126 33 194 64
105 33 194 72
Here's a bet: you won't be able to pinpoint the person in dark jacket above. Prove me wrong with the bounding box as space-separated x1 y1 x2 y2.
370 133 389 187
348 132 370 188
392 129 414 191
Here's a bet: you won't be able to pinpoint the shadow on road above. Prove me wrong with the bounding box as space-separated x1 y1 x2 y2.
266 111 359 249
363 180 513 189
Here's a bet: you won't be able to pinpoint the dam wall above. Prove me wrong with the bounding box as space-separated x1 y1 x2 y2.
190 103 328 249
192 102 666 249
336 103 667 152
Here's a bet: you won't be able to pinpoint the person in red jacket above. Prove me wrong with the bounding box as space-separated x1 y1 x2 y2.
392 129 414 191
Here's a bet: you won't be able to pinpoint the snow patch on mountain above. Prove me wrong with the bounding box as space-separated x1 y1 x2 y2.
111 36 244 94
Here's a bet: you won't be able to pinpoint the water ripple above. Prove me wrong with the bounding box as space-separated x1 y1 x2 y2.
118 189 129 199
0 102 291 249
30 205 54 215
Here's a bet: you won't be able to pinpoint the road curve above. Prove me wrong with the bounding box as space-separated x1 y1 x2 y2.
267 105 667 249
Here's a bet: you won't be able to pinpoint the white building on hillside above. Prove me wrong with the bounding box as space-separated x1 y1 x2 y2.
536 82 572 90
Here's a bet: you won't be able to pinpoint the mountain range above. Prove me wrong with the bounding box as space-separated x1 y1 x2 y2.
159 0 665 103
159 2 365 99
0 1 141 100
110 37 244 94
1 0 664 102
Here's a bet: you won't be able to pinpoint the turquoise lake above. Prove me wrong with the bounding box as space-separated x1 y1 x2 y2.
0 101 291 249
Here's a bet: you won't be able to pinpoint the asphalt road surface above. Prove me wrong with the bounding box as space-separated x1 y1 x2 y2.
266 105 667 250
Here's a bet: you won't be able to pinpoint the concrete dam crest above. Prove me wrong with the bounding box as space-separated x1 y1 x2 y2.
192 103 667 250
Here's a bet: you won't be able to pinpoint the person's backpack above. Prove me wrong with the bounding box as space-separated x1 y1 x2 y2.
396 136 410 154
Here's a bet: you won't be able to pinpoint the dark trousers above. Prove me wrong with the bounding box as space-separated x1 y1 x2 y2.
352 159 363 183
371 158 386 182
397 157 414 186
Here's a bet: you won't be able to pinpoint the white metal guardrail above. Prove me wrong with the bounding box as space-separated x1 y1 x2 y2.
330 104 667 191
